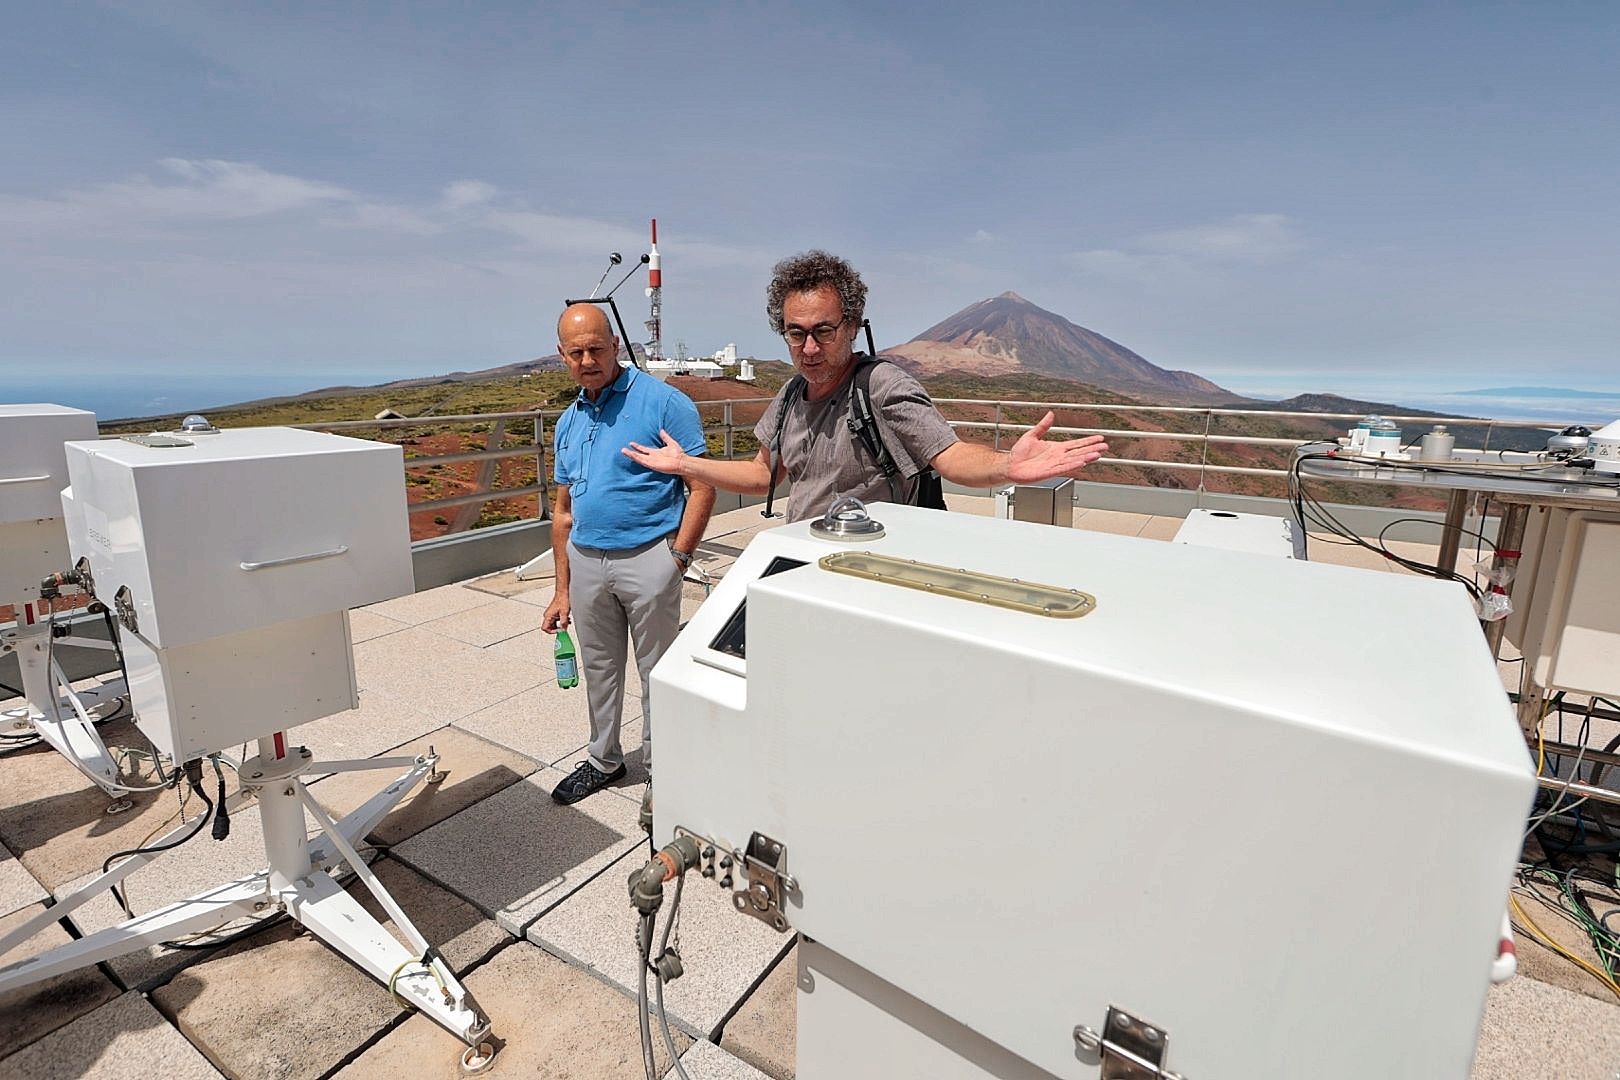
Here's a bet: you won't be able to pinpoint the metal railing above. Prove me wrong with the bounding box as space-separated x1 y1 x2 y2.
293 398 1578 536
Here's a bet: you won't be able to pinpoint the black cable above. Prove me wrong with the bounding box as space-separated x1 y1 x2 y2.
103 764 208 917
0 678 23 698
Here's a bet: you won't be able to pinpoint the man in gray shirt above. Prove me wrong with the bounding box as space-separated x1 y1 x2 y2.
622 251 1110 522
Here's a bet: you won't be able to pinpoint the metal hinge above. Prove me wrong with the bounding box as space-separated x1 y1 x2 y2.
732 832 796 932
1073 1006 1185 1080
113 586 138 634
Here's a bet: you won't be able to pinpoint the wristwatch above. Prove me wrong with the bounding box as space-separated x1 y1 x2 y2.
671 548 694 569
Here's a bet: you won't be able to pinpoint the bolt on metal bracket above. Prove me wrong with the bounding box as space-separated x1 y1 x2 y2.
1073 1006 1185 1080
732 831 795 932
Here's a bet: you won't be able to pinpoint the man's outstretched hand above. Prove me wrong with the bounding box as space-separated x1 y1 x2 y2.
623 430 687 476
1006 412 1110 483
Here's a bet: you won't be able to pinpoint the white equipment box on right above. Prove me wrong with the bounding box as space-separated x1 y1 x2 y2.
1174 507 1300 559
652 503 1533 1080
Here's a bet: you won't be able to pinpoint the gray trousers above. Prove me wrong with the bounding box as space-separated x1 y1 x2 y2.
566 536 683 773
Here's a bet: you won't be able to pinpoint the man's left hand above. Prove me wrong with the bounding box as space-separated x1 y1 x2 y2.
1007 412 1110 483
623 430 688 475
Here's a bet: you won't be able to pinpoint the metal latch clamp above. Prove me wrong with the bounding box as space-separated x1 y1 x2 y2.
732 832 796 932
1073 1006 1185 1080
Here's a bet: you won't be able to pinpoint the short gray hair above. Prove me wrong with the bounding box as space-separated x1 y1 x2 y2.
765 251 868 334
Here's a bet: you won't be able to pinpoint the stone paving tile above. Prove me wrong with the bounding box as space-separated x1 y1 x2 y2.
0 718 216 891
363 582 498 626
395 767 645 936
454 677 595 766
0 839 47 918
479 626 551 672
1471 975 1620 1080
0 990 224 1080
305 726 536 848
348 608 409 644
530 847 795 1040
60 797 323 990
0 903 120 1058
1136 515 1185 541
352 625 546 723
1072 508 1152 536
673 1040 776 1080
422 596 543 648
150 916 402 1080
718 944 797 1080
454 673 646 772
332 939 689 1080
296 687 445 778
463 568 554 600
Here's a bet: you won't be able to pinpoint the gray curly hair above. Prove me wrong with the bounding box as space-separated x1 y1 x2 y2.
765 251 868 334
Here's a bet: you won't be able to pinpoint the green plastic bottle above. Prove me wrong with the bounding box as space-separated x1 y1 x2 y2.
553 629 579 689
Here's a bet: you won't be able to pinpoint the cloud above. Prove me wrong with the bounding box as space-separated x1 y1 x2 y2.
442 179 497 210
0 158 355 235
967 229 996 245
1136 214 1303 263
1066 214 1305 280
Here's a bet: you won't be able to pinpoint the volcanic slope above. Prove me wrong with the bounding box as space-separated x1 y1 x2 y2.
884 292 1247 406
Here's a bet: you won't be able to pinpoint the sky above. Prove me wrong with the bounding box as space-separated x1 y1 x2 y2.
4 2 1618 397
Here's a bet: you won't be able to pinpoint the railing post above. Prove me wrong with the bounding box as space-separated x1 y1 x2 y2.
993 402 1003 452
536 412 549 521
723 401 735 460
1481 421 1495 453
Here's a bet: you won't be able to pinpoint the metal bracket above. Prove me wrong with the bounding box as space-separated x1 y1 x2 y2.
113 587 137 635
1073 1006 1185 1080
731 831 795 932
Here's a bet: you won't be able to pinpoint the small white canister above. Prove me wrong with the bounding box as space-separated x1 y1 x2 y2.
1419 425 1455 462
1364 418 1403 457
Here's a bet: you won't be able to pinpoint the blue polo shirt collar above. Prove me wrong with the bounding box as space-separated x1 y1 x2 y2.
575 364 634 412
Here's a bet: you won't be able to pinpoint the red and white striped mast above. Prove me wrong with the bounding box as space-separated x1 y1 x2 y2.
645 218 663 361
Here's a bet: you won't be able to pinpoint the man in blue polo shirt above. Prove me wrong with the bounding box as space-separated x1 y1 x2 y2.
542 303 715 805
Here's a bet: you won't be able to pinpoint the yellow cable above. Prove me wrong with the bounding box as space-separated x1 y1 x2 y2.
1509 893 1620 999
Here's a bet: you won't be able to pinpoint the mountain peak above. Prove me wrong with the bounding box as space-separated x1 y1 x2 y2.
885 294 1241 405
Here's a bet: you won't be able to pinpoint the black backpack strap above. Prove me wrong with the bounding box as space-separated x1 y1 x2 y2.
762 375 805 518
847 357 906 504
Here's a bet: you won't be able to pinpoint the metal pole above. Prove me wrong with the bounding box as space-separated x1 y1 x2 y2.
1483 502 1529 661
1436 489 1470 578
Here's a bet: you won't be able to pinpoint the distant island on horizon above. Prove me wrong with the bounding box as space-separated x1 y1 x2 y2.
1453 386 1620 399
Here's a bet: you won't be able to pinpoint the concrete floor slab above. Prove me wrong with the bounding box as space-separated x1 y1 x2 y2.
150 915 404 1080
673 1040 776 1080
333 939 690 1080
59 795 325 990
0 903 120 1058
529 850 794 1040
463 569 554 601
1136 515 1186 541
479 626 551 672
0 840 47 918
297 687 446 778
718 944 797 1080
305 725 536 848
395 767 645 936
453 679 599 767
0 990 223 1080
1471 975 1620 1079
1072 508 1152 536
422 596 543 648
353 626 546 723
0 719 222 891
364 582 498 625
348 608 409 644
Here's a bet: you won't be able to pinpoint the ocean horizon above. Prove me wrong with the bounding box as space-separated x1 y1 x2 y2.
7 370 1619 428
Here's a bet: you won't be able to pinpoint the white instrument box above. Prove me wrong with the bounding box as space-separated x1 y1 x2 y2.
0 405 98 604
652 503 1533 1080
60 427 413 760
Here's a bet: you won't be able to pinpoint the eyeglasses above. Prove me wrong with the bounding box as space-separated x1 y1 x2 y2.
781 318 847 347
